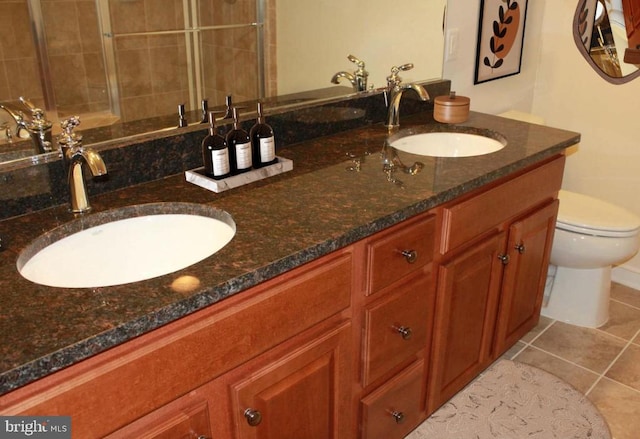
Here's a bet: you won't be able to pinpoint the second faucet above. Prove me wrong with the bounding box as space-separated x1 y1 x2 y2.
385 64 430 130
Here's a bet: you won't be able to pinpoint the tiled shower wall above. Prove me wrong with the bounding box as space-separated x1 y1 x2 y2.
109 0 192 121
0 0 109 118
0 0 46 108
0 0 273 126
111 0 275 119
200 0 258 107
42 0 110 117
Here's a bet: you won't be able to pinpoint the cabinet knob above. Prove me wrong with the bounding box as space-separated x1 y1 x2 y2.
498 253 510 265
393 325 412 340
391 411 405 424
401 249 418 264
515 242 526 254
244 408 262 427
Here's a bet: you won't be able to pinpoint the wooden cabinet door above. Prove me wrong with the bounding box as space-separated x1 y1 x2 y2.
427 232 506 412
494 200 559 356
230 322 352 439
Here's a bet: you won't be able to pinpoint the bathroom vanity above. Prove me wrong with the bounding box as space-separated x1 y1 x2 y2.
0 109 578 438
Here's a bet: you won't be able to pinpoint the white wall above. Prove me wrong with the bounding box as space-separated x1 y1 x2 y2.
532 0 640 284
444 0 640 286
442 0 546 114
277 0 446 95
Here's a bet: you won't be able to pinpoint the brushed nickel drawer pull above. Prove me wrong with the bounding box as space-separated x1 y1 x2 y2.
391 410 405 424
515 242 526 254
393 325 413 340
498 253 510 265
401 249 418 263
244 408 262 427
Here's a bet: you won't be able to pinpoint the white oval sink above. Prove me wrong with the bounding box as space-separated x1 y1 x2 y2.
17 203 235 288
389 128 506 157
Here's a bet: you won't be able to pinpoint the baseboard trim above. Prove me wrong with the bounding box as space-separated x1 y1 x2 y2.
612 265 640 290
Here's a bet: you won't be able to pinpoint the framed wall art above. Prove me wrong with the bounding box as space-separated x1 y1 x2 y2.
474 0 529 84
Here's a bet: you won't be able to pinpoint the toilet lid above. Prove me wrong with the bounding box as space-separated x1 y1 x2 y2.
556 190 640 237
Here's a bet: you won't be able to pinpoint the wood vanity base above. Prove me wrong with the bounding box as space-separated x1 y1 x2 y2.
0 155 566 439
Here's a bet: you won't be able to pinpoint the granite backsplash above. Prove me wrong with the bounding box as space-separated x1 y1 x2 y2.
0 80 450 220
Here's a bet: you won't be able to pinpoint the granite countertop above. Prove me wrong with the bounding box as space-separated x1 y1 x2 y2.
0 111 580 396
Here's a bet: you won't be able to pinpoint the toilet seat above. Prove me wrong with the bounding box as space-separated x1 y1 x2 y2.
556 190 640 238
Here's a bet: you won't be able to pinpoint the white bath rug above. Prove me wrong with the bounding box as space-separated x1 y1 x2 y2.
406 359 611 439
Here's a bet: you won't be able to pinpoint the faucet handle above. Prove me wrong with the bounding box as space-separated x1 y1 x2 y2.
26 108 52 131
18 96 36 112
389 63 414 75
397 63 414 72
18 97 51 126
59 116 82 149
387 63 415 89
347 54 365 68
347 54 369 91
61 116 80 133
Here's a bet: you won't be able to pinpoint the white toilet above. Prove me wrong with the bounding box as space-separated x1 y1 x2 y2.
542 190 640 327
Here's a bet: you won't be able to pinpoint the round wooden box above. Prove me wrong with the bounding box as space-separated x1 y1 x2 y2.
434 92 470 124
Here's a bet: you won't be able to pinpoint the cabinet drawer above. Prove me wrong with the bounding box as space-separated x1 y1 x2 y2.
441 155 564 254
366 213 436 296
361 360 425 439
362 267 434 387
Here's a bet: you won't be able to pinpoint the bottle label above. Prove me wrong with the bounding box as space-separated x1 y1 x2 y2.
259 136 276 163
235 142 252 169
211 149 230 176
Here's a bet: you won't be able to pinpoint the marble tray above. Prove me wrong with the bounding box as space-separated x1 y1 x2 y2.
185 157 293 193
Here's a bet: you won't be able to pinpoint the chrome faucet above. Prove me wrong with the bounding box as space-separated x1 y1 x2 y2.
385 64 430 130
59 116 107 214
0 97 53 153
0 103 27 139
330 55 369 92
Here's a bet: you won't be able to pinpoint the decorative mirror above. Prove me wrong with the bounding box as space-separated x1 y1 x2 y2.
574 0 640 83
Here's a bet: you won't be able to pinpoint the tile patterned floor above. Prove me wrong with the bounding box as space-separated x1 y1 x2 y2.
503 283 640 439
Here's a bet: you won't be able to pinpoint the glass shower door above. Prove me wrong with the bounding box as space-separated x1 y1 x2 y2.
100 0 266 123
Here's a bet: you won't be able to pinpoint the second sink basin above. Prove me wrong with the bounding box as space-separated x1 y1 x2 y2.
17 203 236 288
389 126 507 157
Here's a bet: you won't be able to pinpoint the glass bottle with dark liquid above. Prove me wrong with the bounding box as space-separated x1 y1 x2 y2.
226 107 253 174
202 111 231 180
250 102 277 168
